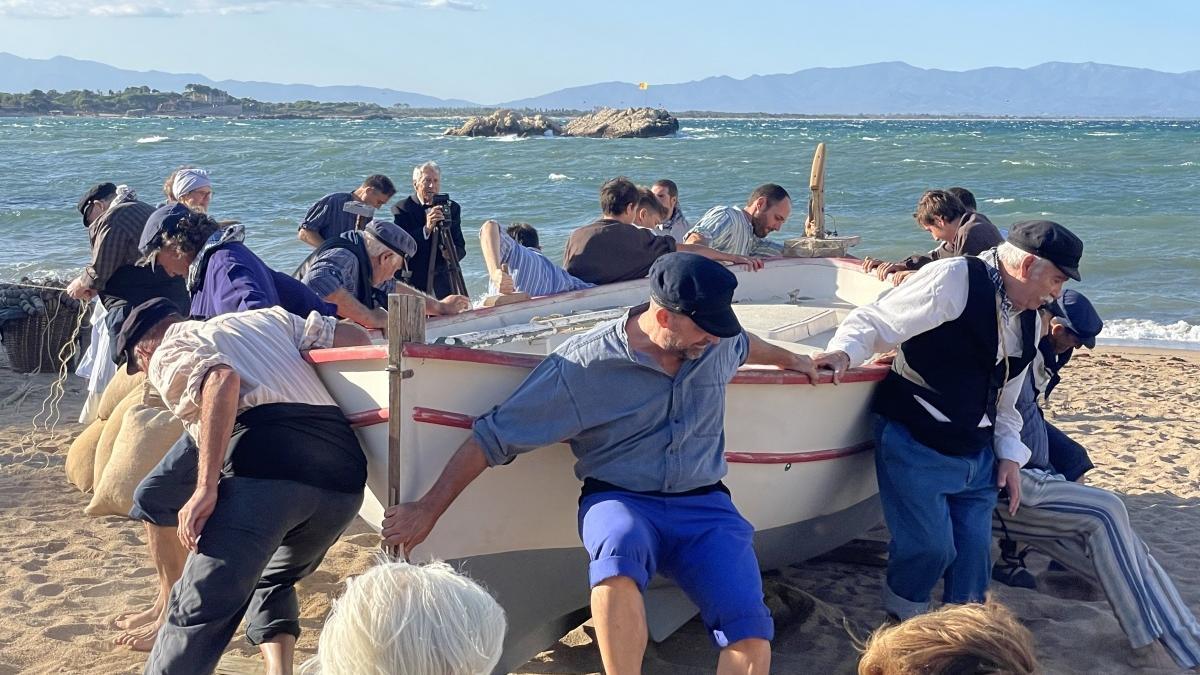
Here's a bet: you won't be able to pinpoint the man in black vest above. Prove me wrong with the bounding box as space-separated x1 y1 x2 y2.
814 221 1083 621
296 220 469 333
391 161 467 297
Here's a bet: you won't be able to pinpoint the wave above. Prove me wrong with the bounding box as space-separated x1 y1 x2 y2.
489 135 525 142
136 135 169 144
984 197 1015 204
1098 319 1200 350
1001 159 1037 166
861 136 881 141
1084 131 1122 137
548 173 572 181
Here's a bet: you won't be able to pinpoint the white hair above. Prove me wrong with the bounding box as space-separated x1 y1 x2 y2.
300 560 506 675
413 161 441 182
995 241 1041 270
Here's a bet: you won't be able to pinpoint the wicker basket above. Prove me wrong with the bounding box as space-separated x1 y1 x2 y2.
0 297 85 374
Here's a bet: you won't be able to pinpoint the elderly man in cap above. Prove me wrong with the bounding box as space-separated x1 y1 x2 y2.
987 295 1200 669
66 182 190 420
296 219 469 330
297 174 396 248
384 252 820 675
112 298 371 675
112 204 336 653
814 220 1082 621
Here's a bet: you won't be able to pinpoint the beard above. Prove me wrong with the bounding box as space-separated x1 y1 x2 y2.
664 334 711 361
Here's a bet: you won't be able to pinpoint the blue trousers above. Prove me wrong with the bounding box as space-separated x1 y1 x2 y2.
578 488 774 648
874 415 998 619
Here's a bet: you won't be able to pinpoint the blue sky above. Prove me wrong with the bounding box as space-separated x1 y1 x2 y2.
0 0 1197 103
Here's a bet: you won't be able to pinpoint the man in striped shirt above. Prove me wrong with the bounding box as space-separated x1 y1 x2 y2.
479 220 594 298
117 299 371 675
685 184 792 257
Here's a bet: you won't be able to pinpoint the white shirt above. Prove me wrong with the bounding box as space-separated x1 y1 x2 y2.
826 256 1037 467
148 307 339 440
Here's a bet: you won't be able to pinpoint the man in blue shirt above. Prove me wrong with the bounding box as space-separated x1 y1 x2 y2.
383 253 820 675
297 174 396 248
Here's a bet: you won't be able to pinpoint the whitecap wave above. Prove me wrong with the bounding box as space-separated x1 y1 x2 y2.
136 135 169 144
1084 131 1122 137
984 197 1015 204
1098 319 1200 350
490 134 525 143
1001 159 1037 166
861 136 881 141
548 173 572 181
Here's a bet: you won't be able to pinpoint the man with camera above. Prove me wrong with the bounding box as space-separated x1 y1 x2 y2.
391 161 468 298
297 174 397 248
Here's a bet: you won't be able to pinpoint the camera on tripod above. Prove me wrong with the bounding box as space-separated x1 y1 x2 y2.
430 192 452 224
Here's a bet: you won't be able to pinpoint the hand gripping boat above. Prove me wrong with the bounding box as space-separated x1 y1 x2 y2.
304 257 892 672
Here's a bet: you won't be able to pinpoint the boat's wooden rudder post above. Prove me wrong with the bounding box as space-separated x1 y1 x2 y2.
385 293 426 558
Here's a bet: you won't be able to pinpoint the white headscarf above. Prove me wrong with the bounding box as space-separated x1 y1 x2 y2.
172 168 211 199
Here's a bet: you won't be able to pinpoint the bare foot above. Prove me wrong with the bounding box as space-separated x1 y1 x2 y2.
113 604 160 631
113 618 162 652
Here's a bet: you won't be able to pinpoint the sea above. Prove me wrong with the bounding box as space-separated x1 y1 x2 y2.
1 116 1198 349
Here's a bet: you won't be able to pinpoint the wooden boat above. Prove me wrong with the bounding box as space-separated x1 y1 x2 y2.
305 256 891 672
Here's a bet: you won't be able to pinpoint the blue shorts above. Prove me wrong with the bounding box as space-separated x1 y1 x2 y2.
578 488 773 648
129 432 197 527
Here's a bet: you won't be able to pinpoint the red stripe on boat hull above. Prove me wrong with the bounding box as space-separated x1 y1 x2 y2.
343 406 873 464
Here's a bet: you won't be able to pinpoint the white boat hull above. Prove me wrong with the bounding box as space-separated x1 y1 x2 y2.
306 257 891 672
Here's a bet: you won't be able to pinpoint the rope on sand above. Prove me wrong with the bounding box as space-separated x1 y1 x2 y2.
17 299 88 465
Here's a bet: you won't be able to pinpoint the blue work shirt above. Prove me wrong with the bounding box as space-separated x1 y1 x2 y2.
298 192 359 242
473 304 750 493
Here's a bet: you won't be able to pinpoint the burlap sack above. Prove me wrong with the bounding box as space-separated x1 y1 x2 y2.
92 385 142 489
65 419 105 492
86 404 184 518
96 370 146 421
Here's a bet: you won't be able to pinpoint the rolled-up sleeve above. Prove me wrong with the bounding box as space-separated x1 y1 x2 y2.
148 334 231 435
472 356 585 467
291 310 338 351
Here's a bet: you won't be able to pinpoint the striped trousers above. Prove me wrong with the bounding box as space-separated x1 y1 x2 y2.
993 469 1200 669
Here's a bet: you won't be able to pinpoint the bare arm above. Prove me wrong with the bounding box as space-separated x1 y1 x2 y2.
683 231 707 246
676 242 763 271
178 365 240 551
325 287 388 331
297 228 325 248
744 332 818 383
333 320 372 347
381 437 491 557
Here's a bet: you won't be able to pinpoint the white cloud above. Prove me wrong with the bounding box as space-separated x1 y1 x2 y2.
0 0 484 19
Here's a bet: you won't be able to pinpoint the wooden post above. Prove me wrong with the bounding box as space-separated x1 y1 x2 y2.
385 293 426 559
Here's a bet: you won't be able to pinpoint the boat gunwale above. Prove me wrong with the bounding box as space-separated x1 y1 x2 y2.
306 342 889 385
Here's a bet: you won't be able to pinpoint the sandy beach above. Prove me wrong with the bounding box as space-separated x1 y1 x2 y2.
1 345 1198 674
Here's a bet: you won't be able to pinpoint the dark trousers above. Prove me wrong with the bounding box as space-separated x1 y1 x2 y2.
144 477 362 675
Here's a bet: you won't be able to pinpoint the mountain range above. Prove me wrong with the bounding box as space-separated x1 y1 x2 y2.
4 53 1199 117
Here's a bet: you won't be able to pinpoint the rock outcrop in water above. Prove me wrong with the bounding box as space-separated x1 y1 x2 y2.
562 107 679 139
443 109 562 137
